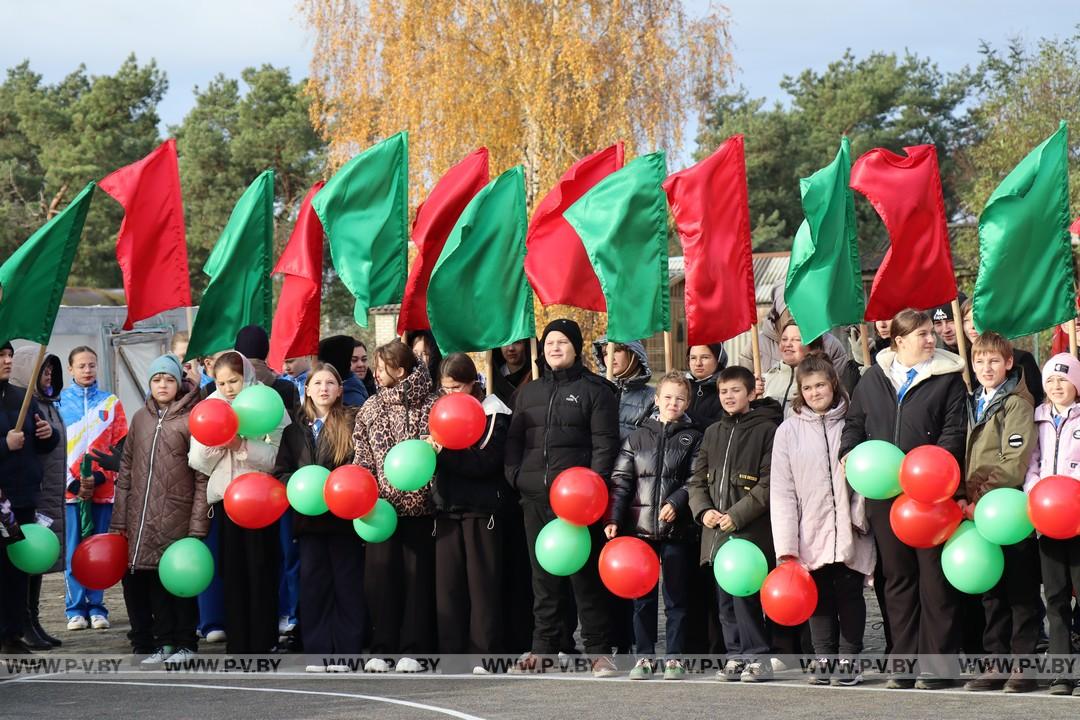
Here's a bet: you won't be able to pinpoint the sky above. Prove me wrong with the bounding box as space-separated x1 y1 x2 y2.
2 0 1076 168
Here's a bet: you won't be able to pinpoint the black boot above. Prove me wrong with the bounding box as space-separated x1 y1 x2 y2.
2 637 35 654
26 574 61 648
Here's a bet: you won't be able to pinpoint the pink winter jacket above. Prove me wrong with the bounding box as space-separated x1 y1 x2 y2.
770 401 875 577
1024 403 1080 492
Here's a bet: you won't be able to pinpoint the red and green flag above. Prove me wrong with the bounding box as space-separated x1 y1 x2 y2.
427 165 534 354
785 137 863 343
0 182 95 344
187 170 275 358
564 151 670 343
974 121 1075 339
313 132 409 327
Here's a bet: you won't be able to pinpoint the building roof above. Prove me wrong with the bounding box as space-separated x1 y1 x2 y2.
669 252 791 305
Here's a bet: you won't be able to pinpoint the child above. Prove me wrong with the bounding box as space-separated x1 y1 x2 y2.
110 355 208 667
605 371 703 680
273 363 364 663
958 332 1038 693
188 351 290 655
959 300 1043 405
687 365 782 683
429 353 511 656
59 346 127 631
1024 352 1080 696
770 355 874 686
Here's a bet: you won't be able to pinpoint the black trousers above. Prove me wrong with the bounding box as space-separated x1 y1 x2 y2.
809 563 866 656
298 532 366 655
866 498 960 661
435 514 502 654
0 507 34 641
521 500 612 655
1039 534 1080 655
498 507 534 654
981 534 1041 655
122 569 198 652
364 516 436 655
220 507 280 654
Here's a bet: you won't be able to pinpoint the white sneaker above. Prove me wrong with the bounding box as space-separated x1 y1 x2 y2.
326 664 350 673
305 665 327 673
204 630 226 644
90 615 110 630
164 648 195 669
770 657 787 672
67 616 89 631
395 657 422 673
140 647 173 667
364 658 390 673
278 616 296 634
472 665 491 675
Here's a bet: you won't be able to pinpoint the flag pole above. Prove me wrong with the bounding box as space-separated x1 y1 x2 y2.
605 341 614 381
1069 319 1078 357
663 331 673 374
530 336 540 381
861 324 873 369
951 298 971 391
750 323 763 381
484 350 494 397
15 344 48 432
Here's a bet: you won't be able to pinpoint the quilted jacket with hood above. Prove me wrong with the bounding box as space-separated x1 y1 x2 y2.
352 357 439 516
60 375 127 504
592 338 655 441
188 353 291 505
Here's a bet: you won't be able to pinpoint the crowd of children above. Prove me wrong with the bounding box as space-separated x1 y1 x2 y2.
1 304 1079 696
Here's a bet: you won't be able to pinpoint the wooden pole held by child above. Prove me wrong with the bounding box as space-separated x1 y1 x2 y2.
750 322 763 382
860 324 873 369
663 330 673 374
484 350 494 397
15 344 48 432
1069 319 1078 358
951 298 971 391
605 341 614 381
530 336 540 380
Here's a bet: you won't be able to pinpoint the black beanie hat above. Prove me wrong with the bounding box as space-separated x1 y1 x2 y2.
540 319 584 359
931 291 967 323
318 335 356 380
0 341 12 354
234 325 270 361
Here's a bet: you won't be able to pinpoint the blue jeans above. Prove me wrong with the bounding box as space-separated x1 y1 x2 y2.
632 540 694 656
64 503 112 619
278 510 300 626
197 510 225 635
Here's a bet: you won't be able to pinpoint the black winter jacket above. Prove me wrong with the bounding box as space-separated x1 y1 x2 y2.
592 339 655 441
687 371 723 431
0 380 60 509
273 410 358 536
687 398 782 566
838 349 967 469
607 417 702 542
505 361 619 504
433 395 511 516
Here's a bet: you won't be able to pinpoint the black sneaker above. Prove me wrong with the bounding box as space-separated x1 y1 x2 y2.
717 659 746 682
806 658 830 686
963 672 1006 692
1048 676 1073 695
885 674 916 689
914 673 955 690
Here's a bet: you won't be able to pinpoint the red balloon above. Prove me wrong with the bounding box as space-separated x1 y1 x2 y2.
189 398 239 447
71 533 129 590
761 561 818 626
324 465 379 520
550 467 608 526
224 472 288 529
599 537 660 599
1028 475 1080 540
899 445 961 504
889 493 962 548
429 393 487 450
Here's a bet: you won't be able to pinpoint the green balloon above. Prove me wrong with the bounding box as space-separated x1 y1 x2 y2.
535 518 591 576
974 488 1034 545
353 499 398 543
159 538 214 598
288 465 330 516
942 520 1004 594
233 384 285 438
713 538 769 597
845 440 905 500
6 523 60 574
384 439 436 492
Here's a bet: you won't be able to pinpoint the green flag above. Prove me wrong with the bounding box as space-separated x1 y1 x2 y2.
974 121 1074 339
564 151 670 343
427 165 534 354
188 170 274 358
313 131 408 327
784 137 863 343
0 182 94 345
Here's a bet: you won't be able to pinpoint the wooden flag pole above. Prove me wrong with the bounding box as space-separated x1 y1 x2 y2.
14 344 48 433
1069 319 1078 357
484 350 494 397
750 323 763 381
185 306 194 334
530 337 539 380
860 324 873 369
951 298 971 392
663 331 673 374
606 341 614 381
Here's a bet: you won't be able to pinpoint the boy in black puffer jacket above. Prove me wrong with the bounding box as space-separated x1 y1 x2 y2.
688 365 782 683
605 372 702 680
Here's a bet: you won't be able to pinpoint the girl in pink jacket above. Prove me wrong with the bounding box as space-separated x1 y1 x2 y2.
770 354 875 686
1023 353 1080 696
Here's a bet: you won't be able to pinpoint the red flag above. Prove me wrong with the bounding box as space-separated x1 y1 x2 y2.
525 143 624 310
99 139 191 329
268 182 325 373
398 148 490 334
662 135 755 344
850 144 958 321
